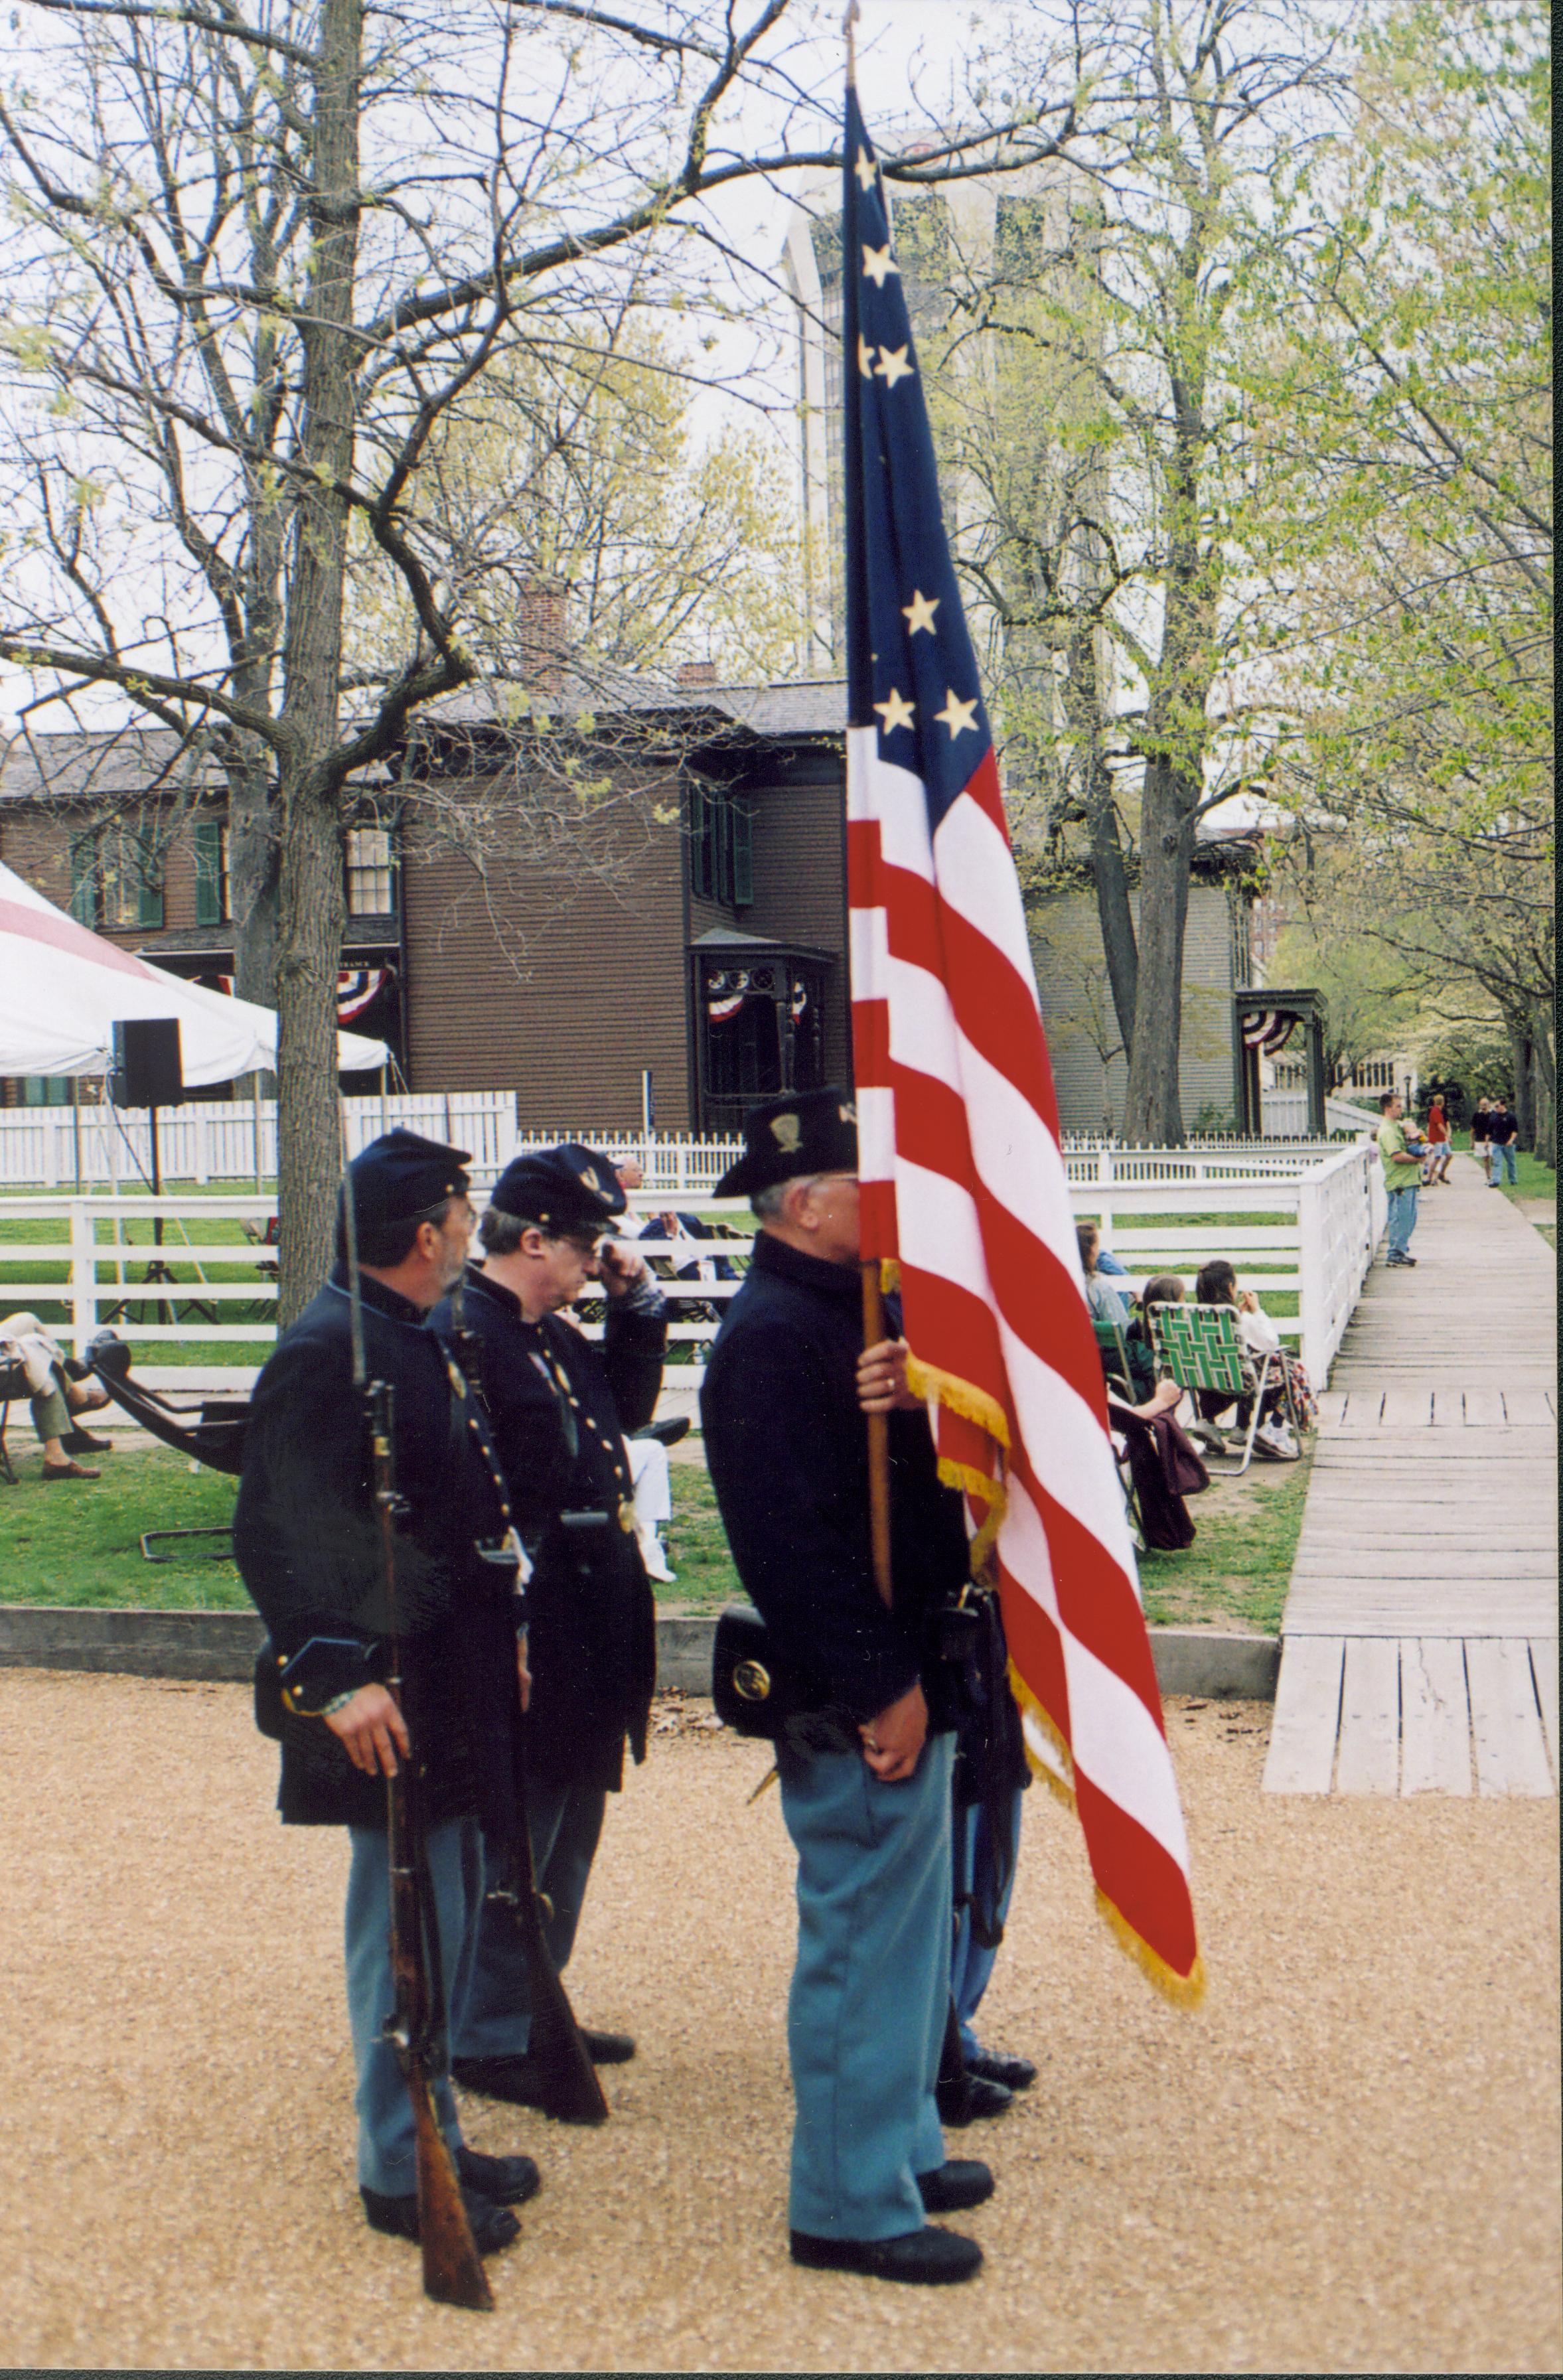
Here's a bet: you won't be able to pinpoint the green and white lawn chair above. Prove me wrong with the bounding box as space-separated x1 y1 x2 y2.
1144 1300 1277 1477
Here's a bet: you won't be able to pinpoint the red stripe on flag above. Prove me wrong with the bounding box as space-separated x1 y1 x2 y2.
994 1560 1073 1749
899 1264 1011 1424
886 1064 1108 1422
1075 1771 1201 1983
1009 1444 1166 1730
852 996 891 1086
847 816 886 904
859 1179 899 1254
880 861 1062 1144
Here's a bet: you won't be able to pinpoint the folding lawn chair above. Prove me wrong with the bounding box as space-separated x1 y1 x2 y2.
1145 1300 1278 1477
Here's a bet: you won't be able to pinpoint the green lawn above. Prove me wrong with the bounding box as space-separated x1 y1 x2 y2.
1138 1442 1313 1635
0 1428 1309 1637
0 1442 736 1616
0 1443 246 1609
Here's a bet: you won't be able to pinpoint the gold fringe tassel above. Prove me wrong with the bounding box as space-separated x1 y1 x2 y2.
1009 1670 1207 2009
904 1353 1011 1450
879 1256 901 1296
1007 1661 1077 1811
1094 1888 1207 2010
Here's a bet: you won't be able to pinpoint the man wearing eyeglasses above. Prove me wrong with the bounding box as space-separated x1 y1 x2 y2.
435 1144 666 2116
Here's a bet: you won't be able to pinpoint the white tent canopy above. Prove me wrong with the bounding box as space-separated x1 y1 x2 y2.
0 860 389 1082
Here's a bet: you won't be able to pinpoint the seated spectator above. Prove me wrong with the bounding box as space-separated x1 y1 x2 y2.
1106 1380 1210 1551
1191 1261 1299 1460
1077 1221 1130 1329
0 1311 113 1479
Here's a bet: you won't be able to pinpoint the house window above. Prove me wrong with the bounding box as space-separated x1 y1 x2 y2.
346 825 396 916
70 823 163 931
194 818 229 925
689 783 753 909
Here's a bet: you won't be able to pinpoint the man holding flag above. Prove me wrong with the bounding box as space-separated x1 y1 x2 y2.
704 52 1203 2289
839 70 1203 2012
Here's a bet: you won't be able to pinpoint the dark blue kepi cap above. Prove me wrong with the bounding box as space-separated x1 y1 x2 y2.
714 1088 857 1197
489 1142 627 1233
343 1128 471 1230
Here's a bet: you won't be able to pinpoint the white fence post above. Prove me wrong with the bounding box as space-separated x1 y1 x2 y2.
69 1199 97 1359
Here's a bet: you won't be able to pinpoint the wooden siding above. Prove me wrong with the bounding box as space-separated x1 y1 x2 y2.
1032 883 1243 1135
735 757 850 1087
0 805 210 949
401 782 694 1128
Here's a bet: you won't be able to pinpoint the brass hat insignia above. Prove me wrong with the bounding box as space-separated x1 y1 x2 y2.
579 1167 597 1191
769 1112 802 1152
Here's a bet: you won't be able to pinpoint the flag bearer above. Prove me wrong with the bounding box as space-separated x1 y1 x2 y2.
702 1089 992 2286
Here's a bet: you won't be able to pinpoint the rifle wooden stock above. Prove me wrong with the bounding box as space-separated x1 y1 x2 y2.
498 1751 609 2126
386 1770 492 2310
372 1380 494 2311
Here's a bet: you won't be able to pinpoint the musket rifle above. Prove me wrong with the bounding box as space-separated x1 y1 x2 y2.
344 1175 494 2312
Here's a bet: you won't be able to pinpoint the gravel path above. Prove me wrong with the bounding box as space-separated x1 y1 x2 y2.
1 1673 1556 2374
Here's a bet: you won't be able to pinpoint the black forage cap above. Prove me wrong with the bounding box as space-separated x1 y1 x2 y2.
488 1142 627 1232
713 1088 858 1197
342 1128 471 1228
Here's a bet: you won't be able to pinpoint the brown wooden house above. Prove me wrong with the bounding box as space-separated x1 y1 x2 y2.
0 670 1264 1134
0 675 856 1130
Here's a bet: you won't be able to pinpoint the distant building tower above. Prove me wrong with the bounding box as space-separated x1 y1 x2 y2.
781 161 1075 670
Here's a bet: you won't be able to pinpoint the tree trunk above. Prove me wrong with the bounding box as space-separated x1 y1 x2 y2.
1123 755 1196 1144
273 0 362 1321
1085 755 1138 1061
227 734 279 1010
276 769 347 1317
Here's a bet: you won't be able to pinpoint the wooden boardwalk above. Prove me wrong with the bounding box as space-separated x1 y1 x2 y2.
1264 1153 1558 1796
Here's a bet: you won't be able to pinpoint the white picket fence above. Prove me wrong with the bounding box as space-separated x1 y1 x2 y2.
0 1140 1381 1401
0 1098 1382 1193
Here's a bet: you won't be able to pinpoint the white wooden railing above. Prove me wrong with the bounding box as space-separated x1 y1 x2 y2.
0 1140 1380 1397
1 1096 1384 1194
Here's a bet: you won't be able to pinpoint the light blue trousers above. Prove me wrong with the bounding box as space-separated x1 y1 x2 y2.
344 1817 481 2196
1490 1143 1518 1186
778 1730 953 2241
951 1787 1023 2059
451 1776 608 2059
1386 1184 1419 1258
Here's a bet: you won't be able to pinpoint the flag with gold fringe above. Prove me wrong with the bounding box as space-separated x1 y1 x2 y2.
842 83 1203 2006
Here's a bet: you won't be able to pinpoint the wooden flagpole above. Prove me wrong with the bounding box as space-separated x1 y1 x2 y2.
843 0 892 1610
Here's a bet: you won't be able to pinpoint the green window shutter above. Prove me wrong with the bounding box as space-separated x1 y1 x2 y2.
68 834 96 925
730 799 753 907
194 819 224 925
135 832 164 929
714 788 733 905
691 782 714 900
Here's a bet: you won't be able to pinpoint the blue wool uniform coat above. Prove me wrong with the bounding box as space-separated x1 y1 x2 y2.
234 1266 518 1830
700 1232 970 1728
435 1268 664 1791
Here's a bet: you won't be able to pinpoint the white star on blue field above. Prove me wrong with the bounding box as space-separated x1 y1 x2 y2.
842 88 992 832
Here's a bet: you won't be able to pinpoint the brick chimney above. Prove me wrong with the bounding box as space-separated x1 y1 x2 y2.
517 577 569 696
676 659 719 688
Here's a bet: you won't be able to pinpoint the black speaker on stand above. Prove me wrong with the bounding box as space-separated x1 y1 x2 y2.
110 1017 185 1267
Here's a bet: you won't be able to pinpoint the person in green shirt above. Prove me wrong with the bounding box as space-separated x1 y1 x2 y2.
1377 1092 1427 1267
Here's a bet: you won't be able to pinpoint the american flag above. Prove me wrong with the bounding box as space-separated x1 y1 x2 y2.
842 88 1203 2004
